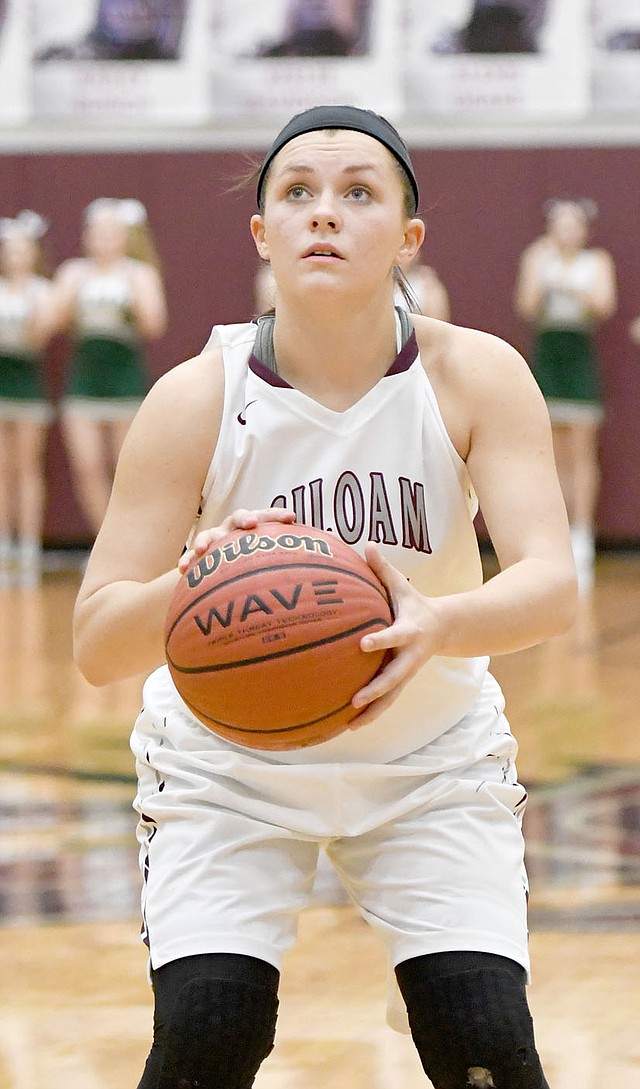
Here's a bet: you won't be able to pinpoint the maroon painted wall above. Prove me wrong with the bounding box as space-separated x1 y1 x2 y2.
3 143 640 544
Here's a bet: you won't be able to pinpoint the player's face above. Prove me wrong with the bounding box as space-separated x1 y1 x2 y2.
252 130 420 303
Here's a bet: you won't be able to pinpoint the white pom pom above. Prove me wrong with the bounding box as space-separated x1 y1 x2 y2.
0 210 48 240
119 199 148 226
16 210 49 239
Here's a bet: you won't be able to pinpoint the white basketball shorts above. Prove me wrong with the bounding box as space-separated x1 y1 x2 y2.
131 666 530 1033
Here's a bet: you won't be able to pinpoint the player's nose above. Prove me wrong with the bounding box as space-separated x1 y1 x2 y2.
309 190 341 231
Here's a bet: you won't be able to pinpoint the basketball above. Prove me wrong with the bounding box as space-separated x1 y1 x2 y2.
164 522 393 750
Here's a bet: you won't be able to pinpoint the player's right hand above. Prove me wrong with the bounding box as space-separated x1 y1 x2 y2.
178 507 296 573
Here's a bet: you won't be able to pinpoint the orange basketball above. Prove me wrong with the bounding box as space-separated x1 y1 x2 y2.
164 522 393 750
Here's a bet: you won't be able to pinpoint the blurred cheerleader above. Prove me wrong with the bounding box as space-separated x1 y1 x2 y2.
0 211 55 587
53 198 167 536
394 252 451 322
514 198 617 591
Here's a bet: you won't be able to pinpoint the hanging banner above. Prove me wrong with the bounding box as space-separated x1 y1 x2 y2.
0 0 30 125
210 0 401 122
403 0 590 118
592 0 640 111
32 0 210 124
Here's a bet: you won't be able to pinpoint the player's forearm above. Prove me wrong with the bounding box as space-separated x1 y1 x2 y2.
432 557 577 659
73 568 181 686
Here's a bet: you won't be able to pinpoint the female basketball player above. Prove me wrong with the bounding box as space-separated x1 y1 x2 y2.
52 197 167 536
73 105 577 1089
0 211 54 587
514 198 617 592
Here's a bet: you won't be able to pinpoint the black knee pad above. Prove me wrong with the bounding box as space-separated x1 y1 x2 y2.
138 954 279 1089
395 952 550 1089
157 976 278 1088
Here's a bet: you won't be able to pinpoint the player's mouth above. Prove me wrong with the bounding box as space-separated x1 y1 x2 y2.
302 246 344 260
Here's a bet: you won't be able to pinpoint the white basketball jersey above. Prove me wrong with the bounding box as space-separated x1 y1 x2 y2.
166 320 503 765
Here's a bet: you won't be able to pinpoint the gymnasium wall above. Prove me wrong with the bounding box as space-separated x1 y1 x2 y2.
4 143 640 545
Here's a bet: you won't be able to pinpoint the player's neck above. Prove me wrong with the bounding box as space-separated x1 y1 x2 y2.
271 301 399 409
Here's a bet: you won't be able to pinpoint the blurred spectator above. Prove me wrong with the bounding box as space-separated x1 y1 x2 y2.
514 198 617 591
0 211 55 587
51 198 167 536
253 262 276 316
395 253 451 322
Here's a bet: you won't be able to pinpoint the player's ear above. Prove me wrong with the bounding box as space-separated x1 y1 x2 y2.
251 214 269 260
398 218 426 265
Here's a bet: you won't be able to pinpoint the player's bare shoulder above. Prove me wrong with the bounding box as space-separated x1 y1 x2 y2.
414 314 534 389
411 315 546 458
128 343 225 467
161 340 222 403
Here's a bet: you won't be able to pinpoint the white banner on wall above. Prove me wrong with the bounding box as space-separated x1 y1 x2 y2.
592 0 640 111
32 0 210 123
210 0 401 122
403 0 590 117
0 0 30 124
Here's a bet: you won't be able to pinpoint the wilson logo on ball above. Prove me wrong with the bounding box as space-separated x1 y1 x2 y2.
186 530 333 588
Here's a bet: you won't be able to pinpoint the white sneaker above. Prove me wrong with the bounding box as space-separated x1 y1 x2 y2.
0 537 14 589
16 539 42 588
570 527 595 593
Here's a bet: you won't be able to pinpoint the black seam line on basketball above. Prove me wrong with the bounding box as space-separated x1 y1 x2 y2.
187 695 357 735
166 616 388 673
168 561 389 636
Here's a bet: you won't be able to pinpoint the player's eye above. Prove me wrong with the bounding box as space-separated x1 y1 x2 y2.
286 184 310 200
348 185 371 202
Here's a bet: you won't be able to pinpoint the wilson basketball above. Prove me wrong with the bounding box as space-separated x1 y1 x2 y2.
164 522 393 750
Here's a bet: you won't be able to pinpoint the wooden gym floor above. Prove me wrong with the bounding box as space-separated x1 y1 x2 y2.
0 551 639 1088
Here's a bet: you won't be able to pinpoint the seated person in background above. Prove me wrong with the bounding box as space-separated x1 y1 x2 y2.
256 0 371 58
432 0 549 55
37 0 187 62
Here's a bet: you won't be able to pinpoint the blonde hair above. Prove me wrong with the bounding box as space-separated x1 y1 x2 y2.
83 197 163 272
543 198 598 225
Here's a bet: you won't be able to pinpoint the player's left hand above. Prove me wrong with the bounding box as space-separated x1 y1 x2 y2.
349 542 445 728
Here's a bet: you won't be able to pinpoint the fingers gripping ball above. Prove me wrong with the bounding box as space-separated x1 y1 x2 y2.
165 522 393 750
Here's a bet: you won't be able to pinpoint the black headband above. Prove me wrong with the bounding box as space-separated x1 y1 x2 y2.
256 104 419 213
